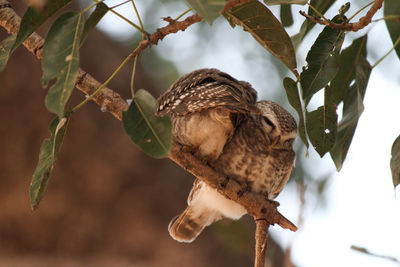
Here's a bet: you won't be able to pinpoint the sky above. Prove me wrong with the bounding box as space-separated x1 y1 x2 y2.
91 0 400 266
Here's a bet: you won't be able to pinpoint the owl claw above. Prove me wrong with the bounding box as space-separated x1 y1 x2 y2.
267 199 280 207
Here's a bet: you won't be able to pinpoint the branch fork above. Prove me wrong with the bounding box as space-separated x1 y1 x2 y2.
300 0 384 32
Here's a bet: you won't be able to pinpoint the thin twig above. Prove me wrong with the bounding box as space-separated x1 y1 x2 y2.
174 7 193 21
130 0 144 31
299 0 384 32
307 2 329 22
351 245 400 264
92 0 146 35
347 1 374 22
372 36 400 68
72 52 134 112
130 55 138 98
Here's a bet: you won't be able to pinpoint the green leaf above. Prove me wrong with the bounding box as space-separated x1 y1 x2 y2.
291 0 336 49
306 103 337 157
0 35 16 72
330 36 371 170
280 4 294 27
226 0 297 71
264 0 307 5
12 0 71 53
81 2 109 45
30 115 70 210
0 0 71 72
390 135 400 188
283 77 308 148
42 12 84 118
185 0 225 24
300 15 345 103
384 0 400 59
329 36 368 106
123 89 172 159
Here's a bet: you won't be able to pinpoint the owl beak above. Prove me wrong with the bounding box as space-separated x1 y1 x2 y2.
271 136 280 146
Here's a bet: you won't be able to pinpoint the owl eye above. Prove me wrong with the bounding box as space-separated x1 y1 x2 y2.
263 117 275 128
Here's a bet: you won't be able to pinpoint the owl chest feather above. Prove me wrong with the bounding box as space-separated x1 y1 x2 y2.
215 121 295 198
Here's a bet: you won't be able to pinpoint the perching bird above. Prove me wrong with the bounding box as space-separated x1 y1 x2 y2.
156 68 258 163
168 100 297 243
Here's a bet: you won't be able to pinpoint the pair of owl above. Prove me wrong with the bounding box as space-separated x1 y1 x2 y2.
157 69 297 243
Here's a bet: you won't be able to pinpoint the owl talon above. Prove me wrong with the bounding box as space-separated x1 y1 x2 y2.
267 199 280 208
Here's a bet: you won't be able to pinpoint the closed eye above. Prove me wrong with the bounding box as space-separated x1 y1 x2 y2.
263 117 275 128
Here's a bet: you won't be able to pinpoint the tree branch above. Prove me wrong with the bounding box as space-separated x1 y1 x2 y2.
169 144 297 231
0 2 297 265
130 13 203 58
254 220 269 267
299 0 384 32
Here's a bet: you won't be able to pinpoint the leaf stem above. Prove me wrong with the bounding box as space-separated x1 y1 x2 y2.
372 36 400 68
372 15 400 23
130 55 138 98
82 0 106 14
72 53 134 112
175 7 193 21
131 0 144 31
92 0 146 35
347 0 374 22
109 0 131 10
307 2 329 22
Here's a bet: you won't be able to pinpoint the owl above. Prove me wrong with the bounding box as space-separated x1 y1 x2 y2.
168 101 297 243
157 68 258 162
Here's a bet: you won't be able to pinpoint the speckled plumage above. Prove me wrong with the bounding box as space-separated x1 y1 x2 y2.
215 101 297 198
168 98 297 243
157 68 258 162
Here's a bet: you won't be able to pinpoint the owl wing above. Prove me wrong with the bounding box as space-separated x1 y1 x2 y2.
157 68 258 116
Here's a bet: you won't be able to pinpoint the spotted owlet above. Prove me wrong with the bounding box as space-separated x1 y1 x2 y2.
157 68 258 162
168 100 297 243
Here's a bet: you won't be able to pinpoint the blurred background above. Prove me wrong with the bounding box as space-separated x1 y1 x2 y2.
0 0 399 266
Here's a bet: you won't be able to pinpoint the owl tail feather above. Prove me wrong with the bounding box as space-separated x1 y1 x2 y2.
168 206 221 243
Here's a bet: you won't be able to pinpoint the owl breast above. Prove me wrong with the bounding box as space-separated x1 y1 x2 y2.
214 116 295 199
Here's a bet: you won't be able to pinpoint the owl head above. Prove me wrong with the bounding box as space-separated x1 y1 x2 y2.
255 101 297 148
